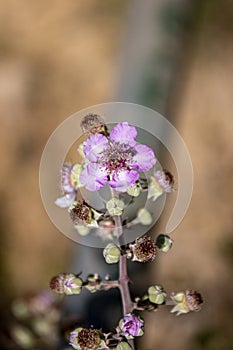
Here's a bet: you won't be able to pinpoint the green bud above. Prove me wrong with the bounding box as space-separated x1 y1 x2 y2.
156 234 173 252
117 342 132 350
127 182 142 197
106 198 124 216
103 243 121 264
75 225 90 236
65 274 83 295
11 300 29 319
148 176 164 201
11 325 35 349
85 274 101 293
148 285 167 304
137 208 152 225
70 164 83 188
77 143 85 158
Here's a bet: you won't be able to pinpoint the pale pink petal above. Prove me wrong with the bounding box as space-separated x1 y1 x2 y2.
80 163 108 191
109 169 139 192
130 144 156 171
55 192 76 208
110 122 137 147
83 134 108 162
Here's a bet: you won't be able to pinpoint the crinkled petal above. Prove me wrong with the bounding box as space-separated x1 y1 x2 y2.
55 192 76 208
80 163 108 191
110 122 137 147
109 169 139 192
130 144 156 171
83 134 108 162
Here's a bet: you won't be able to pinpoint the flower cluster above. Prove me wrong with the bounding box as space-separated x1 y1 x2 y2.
51 114 203 350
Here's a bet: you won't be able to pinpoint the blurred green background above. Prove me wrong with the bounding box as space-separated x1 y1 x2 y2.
0 0 232 349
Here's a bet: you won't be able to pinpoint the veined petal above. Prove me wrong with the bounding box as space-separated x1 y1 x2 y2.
55 192 76 208
131 144 156 171
83 134 108 162
109 169 139 192
80 163 108 191
110 122 137 147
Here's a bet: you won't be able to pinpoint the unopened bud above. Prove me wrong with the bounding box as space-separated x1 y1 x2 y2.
103 243 121 264
75 225 90 236
127 182 142 197
85 274 101 293
137 208 152 225
156 234 173 252
70 164 83 188
117 342 132 350
148 285 167 304
106 198 124 216
148 176 164 201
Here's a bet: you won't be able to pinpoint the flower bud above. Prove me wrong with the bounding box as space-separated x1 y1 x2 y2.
85 274 101 293
77 143 85 158
119 314 144 339
117 342 132 350
127 182 142 197
97 217 117 240
137 208 152 225
75 225 90 236
148 285 167 304
171 290 203 316
70 164 83 188
130 236 157 262
80 113 107 135
103 243 121 264
50 273 83 295
148 176 164 201
11 325 35 349
106 198 124 216
156 234 173 252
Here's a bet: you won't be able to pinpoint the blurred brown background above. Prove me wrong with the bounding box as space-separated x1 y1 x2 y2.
0 0 232 349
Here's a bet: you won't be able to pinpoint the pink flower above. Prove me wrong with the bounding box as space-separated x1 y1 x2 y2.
119 314 144 338
80 122 156 192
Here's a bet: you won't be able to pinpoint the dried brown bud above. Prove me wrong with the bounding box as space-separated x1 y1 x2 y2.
171 290 203 315
69 201 92 225
131 236 157 262
185 290 203 311
70 328 102 350
80 113 106 135
50 274 66 294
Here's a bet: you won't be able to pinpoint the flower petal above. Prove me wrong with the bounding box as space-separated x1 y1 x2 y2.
109 169 139 192
130 144 156 171
80 163 108 191
55 192 76 208
83 134 108 162
110 122 137 147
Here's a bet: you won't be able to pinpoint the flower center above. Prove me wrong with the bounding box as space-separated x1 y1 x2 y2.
101 143 134 174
